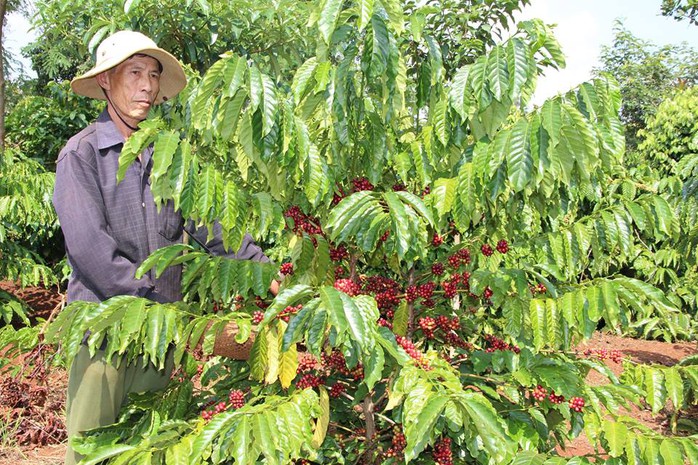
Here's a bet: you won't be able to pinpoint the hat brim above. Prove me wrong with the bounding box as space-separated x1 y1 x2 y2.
71 48 187 104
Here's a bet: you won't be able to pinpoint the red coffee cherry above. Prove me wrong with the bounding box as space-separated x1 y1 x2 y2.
496 239 509 254
481 244 494 256
280 262 294 275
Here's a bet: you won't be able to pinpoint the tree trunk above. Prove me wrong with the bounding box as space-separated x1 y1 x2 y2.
0 0 7 157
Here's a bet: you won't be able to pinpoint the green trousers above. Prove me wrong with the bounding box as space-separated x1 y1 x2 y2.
64 345 173 465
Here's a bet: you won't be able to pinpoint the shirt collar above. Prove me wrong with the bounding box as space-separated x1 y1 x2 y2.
95 109 125 151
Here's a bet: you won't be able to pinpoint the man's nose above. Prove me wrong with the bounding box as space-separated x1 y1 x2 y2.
141 76 155 93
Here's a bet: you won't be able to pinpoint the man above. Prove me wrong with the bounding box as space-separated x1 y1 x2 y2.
53 30 271 464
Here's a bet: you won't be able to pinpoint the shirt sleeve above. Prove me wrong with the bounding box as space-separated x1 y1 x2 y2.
53 149 156 300
186 221 270 262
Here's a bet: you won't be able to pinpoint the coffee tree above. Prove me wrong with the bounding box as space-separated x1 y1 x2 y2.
0 148 61 323
45 0 698 464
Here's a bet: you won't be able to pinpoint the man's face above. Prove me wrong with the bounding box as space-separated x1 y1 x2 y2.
99 54 161 125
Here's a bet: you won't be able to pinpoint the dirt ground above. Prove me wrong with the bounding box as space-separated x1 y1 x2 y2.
0 281 696 464
560 332 697 457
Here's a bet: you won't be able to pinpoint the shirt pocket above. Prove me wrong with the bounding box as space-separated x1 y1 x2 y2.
157 201 184 242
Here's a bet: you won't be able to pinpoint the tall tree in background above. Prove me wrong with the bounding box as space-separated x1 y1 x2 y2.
0 0 26 155
0 0 8 155
639 87 698 172
25 0 531 93
24 0 319 89
662 0 698 24
595 22 698 151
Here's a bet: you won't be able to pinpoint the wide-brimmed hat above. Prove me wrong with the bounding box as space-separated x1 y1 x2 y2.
71 30 187 104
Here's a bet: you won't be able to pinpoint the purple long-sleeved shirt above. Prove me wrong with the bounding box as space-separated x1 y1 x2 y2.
53 110 267 304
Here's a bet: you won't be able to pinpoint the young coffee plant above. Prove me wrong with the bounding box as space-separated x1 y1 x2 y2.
0 150 60 280
0 147 63 330
44 0 697 464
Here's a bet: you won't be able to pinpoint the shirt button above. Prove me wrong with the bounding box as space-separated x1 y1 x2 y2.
142 202 145 208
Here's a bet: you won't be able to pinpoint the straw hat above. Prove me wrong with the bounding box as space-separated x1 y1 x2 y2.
71 30 187 104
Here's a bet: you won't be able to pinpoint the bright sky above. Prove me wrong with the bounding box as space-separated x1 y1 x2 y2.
5 12 35 78
5 0 698 101
515 0 698 105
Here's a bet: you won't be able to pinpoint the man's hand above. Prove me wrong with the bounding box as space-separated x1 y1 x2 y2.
270 279 280 296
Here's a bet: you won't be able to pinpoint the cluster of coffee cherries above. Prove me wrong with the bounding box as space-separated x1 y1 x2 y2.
330 176 399 205
363 275 402 310
324 240 501 325
582 348 624 364
254 295 270 310
405 281 436 303
432 437 453 465
295 373 324 390
331 190 346 206
529 385 585 412
329 244 349 261
383 427 407 459
496 239 509 254
279 304 303 322
286 350 364 392
200 403 226 421
531 385 559 403
412 315 470 349
531 385 548 402
529 283 547 295
252 304 303 325
295 352 325 390
252 310 265 324
447 248 472 269
322 349 364 381
333 275 405 317
441 272 470 299
432 233 444 247
292 349 367 392
334 278 362 296
569 396 586 412
431 262 445 276
297 352 321 373
280 262 294 276
417 316 437 338
481 239 509 257
352 177 375 192
253 304 302 324
200 389 246 421
228 389 246 409
328 382 346 399
284 205 323 236
483 334 520 354
417 315 459 338
330 268 485 348
395 335 431 369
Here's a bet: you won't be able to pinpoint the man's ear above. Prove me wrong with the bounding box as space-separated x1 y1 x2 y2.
95 72 110 92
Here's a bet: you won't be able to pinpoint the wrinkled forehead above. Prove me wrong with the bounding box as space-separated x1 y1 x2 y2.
119 53 163 73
